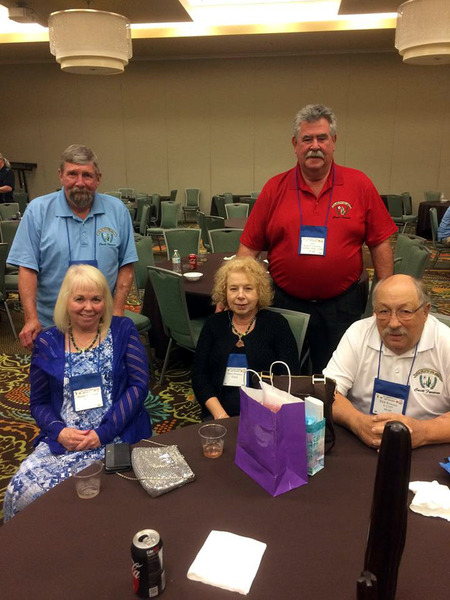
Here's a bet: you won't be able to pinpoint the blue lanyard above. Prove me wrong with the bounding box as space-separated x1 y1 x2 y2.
67 336 101 378
65 215 97 263
377 341 418 386
295 164 335 229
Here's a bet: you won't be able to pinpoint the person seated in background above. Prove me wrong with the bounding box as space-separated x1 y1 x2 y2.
4 265 151 521
323 274 450 449
437 205 450 246
192 257 298 420
0 152 14 203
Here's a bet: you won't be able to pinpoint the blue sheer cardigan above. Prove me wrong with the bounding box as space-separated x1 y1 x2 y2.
30 316 152 454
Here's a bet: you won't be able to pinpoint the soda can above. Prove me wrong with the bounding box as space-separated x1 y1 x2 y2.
131 529 166 598
188 253 197 270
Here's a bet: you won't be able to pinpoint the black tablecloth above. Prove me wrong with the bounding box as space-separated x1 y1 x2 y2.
416 200 450 239
1 420 449 599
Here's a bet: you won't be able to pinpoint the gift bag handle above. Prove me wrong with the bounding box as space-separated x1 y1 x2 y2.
246 369 263 387
269 361 292 395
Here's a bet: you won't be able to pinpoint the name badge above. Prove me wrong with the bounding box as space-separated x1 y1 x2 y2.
372 392 405 415
70 372 104 412
300 236 325 256
223 352 249 387
298 225 327 256
370 377 409 415
73 386 104 412
223 367 247 387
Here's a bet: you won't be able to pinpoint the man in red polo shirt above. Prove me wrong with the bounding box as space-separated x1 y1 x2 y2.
238 103 397 373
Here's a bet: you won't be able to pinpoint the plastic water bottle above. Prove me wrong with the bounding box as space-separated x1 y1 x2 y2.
172 249 181 273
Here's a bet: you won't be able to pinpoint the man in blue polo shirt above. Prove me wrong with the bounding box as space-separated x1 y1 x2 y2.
8 144 137 349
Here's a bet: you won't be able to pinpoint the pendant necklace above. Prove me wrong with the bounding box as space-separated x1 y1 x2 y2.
69 326 100 353
230 314 257 348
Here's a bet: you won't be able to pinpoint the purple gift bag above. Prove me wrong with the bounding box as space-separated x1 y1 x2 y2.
235 386 308 497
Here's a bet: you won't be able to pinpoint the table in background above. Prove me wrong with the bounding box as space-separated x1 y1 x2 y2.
416 200 450 239
224 217 247 229
1 420 449 599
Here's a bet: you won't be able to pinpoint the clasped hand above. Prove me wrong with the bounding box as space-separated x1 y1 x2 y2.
57 427 101 451
356 412 422 449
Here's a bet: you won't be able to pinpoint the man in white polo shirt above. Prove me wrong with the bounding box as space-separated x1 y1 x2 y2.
323 274 450 449
8 144 137 349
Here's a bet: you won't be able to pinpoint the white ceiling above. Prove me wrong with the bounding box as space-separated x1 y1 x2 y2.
0 0 401 62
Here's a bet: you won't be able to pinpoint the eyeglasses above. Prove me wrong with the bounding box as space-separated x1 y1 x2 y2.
375 303 425 322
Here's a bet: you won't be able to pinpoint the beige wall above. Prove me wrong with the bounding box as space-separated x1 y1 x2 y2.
1 52 450 213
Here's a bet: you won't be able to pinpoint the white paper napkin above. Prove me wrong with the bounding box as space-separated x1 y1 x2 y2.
409 480 450 521
187 530 267 595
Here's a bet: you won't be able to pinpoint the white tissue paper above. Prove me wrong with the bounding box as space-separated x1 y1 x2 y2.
409 480 450 521
187 530 267 595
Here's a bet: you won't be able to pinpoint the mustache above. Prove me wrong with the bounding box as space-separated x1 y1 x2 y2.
382 325 408 336
306 150 324 159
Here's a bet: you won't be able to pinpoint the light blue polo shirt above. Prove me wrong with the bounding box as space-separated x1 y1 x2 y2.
7 190 138 326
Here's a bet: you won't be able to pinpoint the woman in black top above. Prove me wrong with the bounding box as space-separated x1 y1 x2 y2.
192 257 298 419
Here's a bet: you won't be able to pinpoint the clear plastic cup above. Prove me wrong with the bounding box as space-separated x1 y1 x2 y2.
198 424 227 458
72 460 103 499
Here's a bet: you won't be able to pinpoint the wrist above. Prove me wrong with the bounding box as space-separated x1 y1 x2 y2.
215 412 228 420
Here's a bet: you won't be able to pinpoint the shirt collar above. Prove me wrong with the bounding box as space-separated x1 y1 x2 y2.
55 189 106 218
289 160 342 192
367 315 433 357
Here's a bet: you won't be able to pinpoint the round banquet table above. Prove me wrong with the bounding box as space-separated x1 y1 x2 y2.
1 419 449 600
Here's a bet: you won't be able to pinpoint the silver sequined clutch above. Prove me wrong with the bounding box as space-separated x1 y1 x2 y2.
131 445 195 497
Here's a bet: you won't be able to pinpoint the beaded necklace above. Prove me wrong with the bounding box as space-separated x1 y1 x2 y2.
229 313 257 348
69 326 100 353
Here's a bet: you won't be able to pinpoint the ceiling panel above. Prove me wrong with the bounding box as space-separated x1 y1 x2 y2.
339 0 400 15
0 0 192 26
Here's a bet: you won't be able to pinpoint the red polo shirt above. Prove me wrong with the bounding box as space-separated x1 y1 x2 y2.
240 163 397 300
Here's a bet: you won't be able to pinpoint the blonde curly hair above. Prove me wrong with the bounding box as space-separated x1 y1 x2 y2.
212 256 273 309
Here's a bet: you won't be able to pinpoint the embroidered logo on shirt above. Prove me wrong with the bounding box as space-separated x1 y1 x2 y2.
412 368 443 395
331 201 352 217
97 227 117 245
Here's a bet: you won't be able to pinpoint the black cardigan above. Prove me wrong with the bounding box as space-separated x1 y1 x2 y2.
191 309 299 416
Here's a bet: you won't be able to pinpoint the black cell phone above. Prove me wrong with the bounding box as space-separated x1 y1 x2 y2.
105 442 132 473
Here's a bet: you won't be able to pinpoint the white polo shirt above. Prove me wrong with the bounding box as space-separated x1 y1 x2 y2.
323 315 450 419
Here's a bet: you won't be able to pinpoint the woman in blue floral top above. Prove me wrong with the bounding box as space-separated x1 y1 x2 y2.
4 265 151 521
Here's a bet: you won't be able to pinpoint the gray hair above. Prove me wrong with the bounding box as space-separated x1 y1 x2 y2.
372 276 430 307
60 144 100 176
293 104 337 140
0 153 11 168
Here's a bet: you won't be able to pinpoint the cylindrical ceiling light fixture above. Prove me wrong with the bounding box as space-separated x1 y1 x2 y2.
395 0 450 65
49 9 132 75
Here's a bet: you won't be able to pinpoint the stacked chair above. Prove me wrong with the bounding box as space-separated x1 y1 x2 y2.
0 203 20 220
0 242 17 338
163 229 201 260
225 203 249 218
183 188 200 223
148 201 181 251
209 228 243 253
197 212 224 252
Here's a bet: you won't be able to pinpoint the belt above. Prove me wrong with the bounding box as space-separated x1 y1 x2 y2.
274 279 360 305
